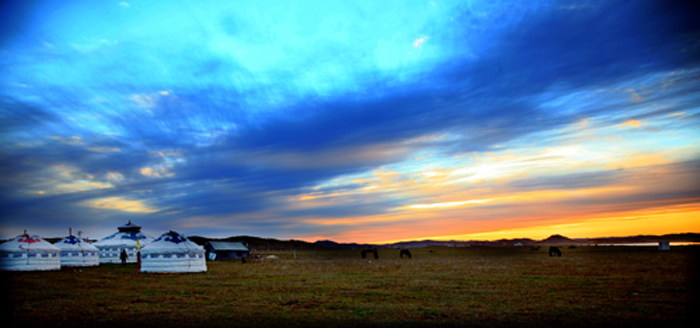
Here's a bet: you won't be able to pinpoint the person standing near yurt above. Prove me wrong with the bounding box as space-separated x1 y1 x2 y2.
53 233 100 267
0 232 61 271
94 221 154 264
140 230 207 273
120 249 128 266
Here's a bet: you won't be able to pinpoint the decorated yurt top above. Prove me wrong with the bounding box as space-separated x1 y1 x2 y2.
141 231 204 255
0 234 61 252
94 221 154 247
118 220 141 232
54 236 99 252
94 231 154 247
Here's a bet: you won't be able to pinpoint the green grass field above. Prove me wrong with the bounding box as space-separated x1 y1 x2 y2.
3 246 698 327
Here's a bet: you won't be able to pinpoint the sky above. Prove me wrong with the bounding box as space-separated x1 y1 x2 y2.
1 0 699 243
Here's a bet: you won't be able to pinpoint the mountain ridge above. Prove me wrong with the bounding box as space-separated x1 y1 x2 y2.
184 233 700 250
33 232 700 249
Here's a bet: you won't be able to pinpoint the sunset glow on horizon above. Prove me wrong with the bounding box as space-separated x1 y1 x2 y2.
1 1 698 243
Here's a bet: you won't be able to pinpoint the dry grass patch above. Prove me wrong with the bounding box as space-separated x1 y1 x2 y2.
3 246 698 327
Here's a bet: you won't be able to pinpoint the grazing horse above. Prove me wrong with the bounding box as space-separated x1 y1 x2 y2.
361 248 379 259
549 246 562 257
400 249 412 259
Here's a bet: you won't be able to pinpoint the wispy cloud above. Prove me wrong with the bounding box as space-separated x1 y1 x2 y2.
83 197 158 213
618 119 642 129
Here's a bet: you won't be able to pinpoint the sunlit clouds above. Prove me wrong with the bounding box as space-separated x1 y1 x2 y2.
284 112 699 242
1 0 698 241
618 119 642 129
406 199 494 210
140 166 174 178
83 197 159 214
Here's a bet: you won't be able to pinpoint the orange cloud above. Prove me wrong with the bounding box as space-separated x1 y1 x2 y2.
618 119 642 128
404 198 494 210
83 197 159 213
140 166 174 178
605 152 672 169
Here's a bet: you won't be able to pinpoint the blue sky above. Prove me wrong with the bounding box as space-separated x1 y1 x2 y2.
1 0 699 242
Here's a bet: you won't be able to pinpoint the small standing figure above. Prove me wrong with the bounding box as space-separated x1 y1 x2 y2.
120 249 128 266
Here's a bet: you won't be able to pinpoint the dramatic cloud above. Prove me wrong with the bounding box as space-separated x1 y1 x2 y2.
1 0 699 242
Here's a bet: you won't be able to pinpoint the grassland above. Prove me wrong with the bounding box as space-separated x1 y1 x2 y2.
3 246 698 328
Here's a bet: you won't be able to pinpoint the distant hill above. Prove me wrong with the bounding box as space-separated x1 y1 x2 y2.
188 235 325 251
584 233 700 244
314 240 374 249
184 233 699 250
538 234 577 245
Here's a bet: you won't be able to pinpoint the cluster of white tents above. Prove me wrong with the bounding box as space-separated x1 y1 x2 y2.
0 221 207 273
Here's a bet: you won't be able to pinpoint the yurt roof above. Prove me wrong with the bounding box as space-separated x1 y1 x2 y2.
0 234 61 252
94 231 154 247
54 236 99 251
141 231 204 254
118 220 142 232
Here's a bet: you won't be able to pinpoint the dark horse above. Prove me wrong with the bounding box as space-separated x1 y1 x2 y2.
400 249 412 259
549 246 562 257
361 248 379 259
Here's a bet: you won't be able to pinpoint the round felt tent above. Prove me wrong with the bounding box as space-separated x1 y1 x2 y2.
0 233 61 271
93 221 154 264
140 230 207 273
54 235 100 267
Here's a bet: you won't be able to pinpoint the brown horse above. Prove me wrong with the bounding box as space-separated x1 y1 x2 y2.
361 248 379 259
549 246 562 257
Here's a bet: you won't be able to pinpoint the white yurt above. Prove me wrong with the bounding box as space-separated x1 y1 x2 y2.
93 221 154 264
53 235 100 267
140 230 207 273
0 233 61 271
